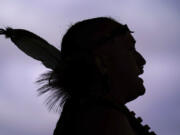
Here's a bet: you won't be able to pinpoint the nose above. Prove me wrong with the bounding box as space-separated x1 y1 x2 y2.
135 51 146 67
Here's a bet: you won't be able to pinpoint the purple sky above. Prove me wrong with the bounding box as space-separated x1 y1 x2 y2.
0 0 180 135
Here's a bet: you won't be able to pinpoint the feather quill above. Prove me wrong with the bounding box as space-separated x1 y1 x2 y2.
0 27 61 69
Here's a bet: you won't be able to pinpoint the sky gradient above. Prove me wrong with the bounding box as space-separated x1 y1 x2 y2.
0 0 180 135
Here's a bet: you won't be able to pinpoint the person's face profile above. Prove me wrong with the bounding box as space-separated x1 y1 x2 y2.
94 28 146 103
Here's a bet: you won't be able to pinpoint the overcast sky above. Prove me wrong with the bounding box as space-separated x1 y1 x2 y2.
0 0 180 135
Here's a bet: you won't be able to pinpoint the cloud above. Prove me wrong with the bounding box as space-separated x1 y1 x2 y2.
0 0 180 135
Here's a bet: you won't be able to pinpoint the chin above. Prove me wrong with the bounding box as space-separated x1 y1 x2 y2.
138 86 146 96
139 82 146 94
126 86 146 103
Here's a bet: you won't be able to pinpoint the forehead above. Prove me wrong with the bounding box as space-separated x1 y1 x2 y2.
98 24 135 45
112 25 135 43
125 32 136 45
93 26 136 55
112 32 136 50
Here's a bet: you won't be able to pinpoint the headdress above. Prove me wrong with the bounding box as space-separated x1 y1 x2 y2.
0 27 64 111
0 27 61 69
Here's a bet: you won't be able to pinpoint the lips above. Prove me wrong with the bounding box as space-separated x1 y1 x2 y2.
138 77 144 83
137 67 144 76
137 67 144 83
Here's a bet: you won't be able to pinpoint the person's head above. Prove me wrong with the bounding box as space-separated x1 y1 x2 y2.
93 26 146 104
39 17 146 109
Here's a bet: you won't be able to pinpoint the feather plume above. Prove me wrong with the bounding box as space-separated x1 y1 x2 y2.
0 27 61 69
0 27 65 111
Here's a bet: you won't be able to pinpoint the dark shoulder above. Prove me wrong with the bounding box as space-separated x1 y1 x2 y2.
77 104 136 135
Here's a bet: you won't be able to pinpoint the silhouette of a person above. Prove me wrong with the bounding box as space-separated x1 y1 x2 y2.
53 17 146 135
0 17 150 135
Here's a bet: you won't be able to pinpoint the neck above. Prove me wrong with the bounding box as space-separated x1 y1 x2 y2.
102 88 127 105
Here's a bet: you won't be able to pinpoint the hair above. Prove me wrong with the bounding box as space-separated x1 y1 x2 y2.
37 17 130 112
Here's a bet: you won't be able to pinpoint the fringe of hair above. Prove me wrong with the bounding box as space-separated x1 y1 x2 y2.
36 70 70 112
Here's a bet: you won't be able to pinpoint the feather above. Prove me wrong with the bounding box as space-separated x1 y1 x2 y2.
0 27 61 69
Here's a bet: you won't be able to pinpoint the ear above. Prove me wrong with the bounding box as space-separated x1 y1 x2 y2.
94 55 108 75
